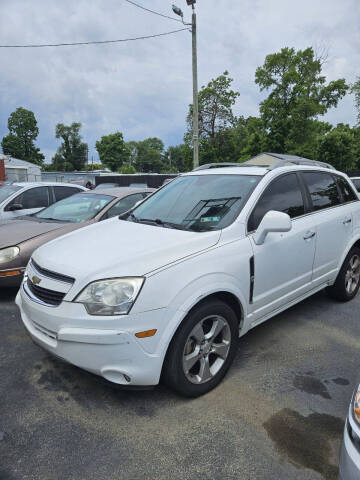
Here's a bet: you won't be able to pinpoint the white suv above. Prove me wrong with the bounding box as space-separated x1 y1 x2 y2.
16 158 360 396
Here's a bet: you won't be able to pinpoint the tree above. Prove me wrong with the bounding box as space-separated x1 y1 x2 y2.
255 47 348 155
119 164 136 174
352 78 360 124
318 124 356 171
1 107 44 164
128 137 165 173
164 144 192 172
95 132 129 172
52 122 88 171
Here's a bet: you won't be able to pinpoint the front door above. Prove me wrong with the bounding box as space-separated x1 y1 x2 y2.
247 173 316 323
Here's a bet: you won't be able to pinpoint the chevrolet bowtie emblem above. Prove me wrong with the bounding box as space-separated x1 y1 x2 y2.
32 275 41 285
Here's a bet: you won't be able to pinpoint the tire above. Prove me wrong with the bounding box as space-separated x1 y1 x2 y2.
162 299 239 397
326 247 360 302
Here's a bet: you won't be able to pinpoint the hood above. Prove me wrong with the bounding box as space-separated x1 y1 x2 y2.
0 218 71 249
33 217 221 280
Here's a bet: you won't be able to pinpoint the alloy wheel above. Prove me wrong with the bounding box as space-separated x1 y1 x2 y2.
182 315 231 384
345 254 360 294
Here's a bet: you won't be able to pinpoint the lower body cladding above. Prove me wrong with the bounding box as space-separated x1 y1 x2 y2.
16 288 169 387
338 417 360 480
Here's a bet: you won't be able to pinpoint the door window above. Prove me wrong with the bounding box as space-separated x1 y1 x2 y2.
102 193 145 219
7 186 49 210
302 172 341 211
248 173 305 232
336 176 357 202
54 186 82 202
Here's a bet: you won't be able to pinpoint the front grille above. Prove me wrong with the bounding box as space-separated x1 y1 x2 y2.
27 279 65 306
31 259 75 285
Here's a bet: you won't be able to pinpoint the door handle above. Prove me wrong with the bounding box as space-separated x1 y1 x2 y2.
343 218 352 225
303 231 316 240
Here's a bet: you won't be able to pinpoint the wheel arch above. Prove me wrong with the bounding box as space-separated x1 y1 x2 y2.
159 289 245 381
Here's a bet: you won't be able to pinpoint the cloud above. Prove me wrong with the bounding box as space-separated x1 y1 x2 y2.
0 0 359 162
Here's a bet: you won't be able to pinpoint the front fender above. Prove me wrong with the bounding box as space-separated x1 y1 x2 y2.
154 272 248 358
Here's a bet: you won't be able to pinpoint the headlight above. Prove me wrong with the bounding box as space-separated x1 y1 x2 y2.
353 385 360 424
0 246 20 264
74 277 144 316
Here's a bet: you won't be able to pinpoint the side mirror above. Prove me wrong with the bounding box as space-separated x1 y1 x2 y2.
8 203 23 212
254 210 291 245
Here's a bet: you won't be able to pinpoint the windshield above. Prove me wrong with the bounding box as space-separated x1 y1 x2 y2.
0 185 22 203
35 193 114 223
131 174 261 231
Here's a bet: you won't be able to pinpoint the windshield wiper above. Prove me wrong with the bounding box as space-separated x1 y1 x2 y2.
137 218 186 230
36 217 72 222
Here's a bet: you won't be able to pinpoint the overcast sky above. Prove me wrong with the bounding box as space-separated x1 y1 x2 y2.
0 0 359 163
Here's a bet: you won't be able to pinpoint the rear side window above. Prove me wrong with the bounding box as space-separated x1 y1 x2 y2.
54 186 82 202
351 178 360 192
102 193 145 220
302 172 341 211
7 186 50 210
248 173 305 232
336 176 357 202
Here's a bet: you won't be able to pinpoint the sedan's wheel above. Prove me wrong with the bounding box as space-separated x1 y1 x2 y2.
162 299 239 397
327 247 360 302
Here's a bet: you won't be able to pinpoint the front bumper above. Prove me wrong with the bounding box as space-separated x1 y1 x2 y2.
339 417 360 480
16 285 168 386
0 267 25 287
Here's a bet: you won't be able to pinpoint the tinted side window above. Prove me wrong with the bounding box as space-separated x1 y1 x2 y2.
54 186 81 202
351 179 360 192
248 174 305 232
336 176 357 202
10 187 50 209
103 193 145 219
302 172 341 211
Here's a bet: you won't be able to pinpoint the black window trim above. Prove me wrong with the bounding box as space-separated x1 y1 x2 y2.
100 193 146 221
246 172 308 234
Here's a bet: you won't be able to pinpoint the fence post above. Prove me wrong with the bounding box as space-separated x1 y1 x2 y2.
0 159 5 181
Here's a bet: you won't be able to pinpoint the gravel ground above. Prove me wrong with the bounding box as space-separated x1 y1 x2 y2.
1 286 359 480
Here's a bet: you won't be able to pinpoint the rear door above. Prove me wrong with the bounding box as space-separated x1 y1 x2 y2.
248 172 316 321
3 186 50 219
301 171 354 286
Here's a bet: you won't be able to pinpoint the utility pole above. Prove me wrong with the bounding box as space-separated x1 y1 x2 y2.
191 5 199 169
172 1 199 169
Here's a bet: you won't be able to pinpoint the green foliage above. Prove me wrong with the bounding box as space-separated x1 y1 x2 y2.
119 164 137 174
52 123 88 171
352 78 360 124
164 144 192 172
127 137 165 173
1 107 44 164
255 47 348 154
95 132 129 172
318 123 357 170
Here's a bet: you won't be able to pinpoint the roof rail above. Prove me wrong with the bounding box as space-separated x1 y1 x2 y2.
192 162 242 171
266 159 335 170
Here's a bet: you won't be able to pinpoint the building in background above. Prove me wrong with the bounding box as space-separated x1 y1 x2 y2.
0 154 42 182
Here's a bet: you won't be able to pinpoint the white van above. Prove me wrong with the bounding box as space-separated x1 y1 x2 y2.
16 158 360 396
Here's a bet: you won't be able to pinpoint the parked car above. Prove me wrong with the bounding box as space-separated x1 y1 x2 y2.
94 183 119 190
339 384 360 479
16 159 360 396
0 187 153 287
350 177 360 193
0 182 87 220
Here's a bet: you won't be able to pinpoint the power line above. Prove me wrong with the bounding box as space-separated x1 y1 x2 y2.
0 28 188 48
124 0 182 23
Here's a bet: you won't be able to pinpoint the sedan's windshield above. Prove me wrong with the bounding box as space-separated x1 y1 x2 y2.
0 185 22 203
131 174 261 231
35 193 114 223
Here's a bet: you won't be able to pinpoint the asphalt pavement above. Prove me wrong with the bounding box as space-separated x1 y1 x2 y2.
1 286 359 480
